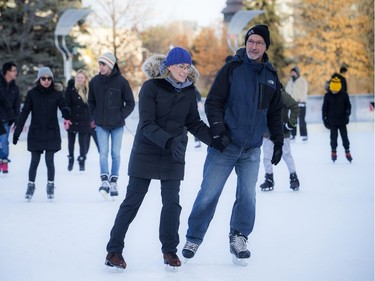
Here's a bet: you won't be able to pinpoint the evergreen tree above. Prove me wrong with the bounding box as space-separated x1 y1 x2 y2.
0 0 82 95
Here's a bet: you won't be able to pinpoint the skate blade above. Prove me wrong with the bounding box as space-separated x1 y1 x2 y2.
182 257 190 264
164 264 180 272
232 255 249 266
104 265 124 273
261 187 274 192
100 190 113 201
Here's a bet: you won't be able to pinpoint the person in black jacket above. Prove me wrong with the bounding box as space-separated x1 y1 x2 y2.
88 52 135 199
64 69 91 171
104 47 211 270
322 74 352 163
182 24 284 265
0 61 21 173
13 67 69 200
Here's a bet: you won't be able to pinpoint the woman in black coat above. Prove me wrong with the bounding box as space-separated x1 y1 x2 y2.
105 47 211 270
13 67 69 200
64 69 92 171
322 74 352 162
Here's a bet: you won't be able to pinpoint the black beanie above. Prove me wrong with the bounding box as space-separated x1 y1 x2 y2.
245 24 270 50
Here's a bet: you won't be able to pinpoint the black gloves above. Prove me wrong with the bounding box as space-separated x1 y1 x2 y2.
167 131 188 162
271 143 283 165
323 117 330 129
211 132 230 152
283 121 294 133
13 135 19 145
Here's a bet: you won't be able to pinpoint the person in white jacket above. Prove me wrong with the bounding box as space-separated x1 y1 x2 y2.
285 66 309 141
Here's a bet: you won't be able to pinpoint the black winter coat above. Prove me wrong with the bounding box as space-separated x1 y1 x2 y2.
128 56 211 180
88 65 135 129
0 75 21 124
14 84 69 152
322 90 351 127
64 79 91 134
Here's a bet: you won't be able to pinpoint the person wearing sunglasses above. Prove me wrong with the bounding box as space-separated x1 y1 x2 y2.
12 67 70 201
104 47 211 271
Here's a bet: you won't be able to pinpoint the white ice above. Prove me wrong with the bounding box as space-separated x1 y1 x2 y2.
0 119 373 281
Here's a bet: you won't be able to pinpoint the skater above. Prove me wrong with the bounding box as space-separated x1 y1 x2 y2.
12 67 69 200
322 74 352 162
0 61 21 173
182 25 283 265
63 69 91 172
285 65 309 141
88 52 135 199
260 84 300 191
105 47 211 270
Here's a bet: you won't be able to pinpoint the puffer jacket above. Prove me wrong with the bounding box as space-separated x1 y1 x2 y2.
128 54 211 180
205 48 283 149
0 75 20 124
88 64 135 129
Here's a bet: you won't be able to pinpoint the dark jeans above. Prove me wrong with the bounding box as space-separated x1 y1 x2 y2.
330 125 350 151
292 104 307 137
107 176 181 254
29 151 55 182
67 131 89 157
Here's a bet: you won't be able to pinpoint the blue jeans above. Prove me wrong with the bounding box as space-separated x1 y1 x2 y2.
186 144 260 244
96 126 124 177
0 122 11 160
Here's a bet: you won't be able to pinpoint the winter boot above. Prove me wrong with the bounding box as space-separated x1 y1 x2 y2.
109 176 119 197
331 150 337 162
78 156 85 171
1 159 8 173
105 252 127 270
229 230 251 259
163 252 181 269
67 155 74 171
25 182 36 201
182 240 200 259
290 172 300 191
99 174 110 199
345 150 353 163
0 159 2 172
260 173 274 191
47 181 55 200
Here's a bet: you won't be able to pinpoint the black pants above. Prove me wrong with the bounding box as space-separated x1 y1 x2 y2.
29 150 55 182
86 128 99 154
330 125 350 151
106 176 181 254
292 104 307 137
68 131 89 158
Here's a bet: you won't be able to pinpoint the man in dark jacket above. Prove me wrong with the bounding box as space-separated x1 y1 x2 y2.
182 24 284 265
88 52 135 199
0 61 21 173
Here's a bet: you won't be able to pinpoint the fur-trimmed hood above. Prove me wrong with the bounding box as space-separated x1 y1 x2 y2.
142 54 199 83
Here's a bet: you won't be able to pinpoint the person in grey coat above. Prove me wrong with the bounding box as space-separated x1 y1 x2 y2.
13 67 69 200
104 47 211 270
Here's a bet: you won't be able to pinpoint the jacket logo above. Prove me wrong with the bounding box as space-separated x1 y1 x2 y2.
267 79 275 85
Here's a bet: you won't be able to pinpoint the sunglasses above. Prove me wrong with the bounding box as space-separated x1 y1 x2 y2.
41 77 52 81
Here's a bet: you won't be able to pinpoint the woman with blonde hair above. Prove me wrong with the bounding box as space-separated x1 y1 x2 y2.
64 69 92 171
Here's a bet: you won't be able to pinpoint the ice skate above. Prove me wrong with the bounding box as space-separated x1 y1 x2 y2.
1 159 8 174
25 182 35 201
290 172 300 191
99 175 111 200
163 252 181 271
229 231 250 266
109 176 119 197
104 252 126 272
260 173 274 191
67 155 74 171
78 156 85 171
345 150 352 163
331 151 337 162
47 182 55 200
182 240 200 262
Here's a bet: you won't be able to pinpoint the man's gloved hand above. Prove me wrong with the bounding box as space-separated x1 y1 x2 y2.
323 117 330 129
211 131 230 152
13 134 19 145
271 143 283 165
283 121 294 133
167 131 188 162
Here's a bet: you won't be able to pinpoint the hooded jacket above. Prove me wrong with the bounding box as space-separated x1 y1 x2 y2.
128 54 211 180
88 64 135 129
14 83 69 152
205 48 283 149
0 75 20 124
285 66 308 103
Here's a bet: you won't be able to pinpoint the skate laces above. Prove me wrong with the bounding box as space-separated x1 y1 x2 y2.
230 234 248 253
184 241 199 253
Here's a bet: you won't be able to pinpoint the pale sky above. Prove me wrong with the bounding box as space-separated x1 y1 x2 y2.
82 0 227 27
